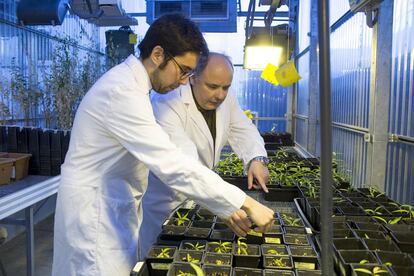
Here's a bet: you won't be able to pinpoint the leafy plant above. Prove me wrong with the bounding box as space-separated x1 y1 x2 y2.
184 242 205 251
175 211 191 226
181 253 200 263
372 216 402 225
266 249 284 255
269 257 288 268
209 241 232 254
236 237 248 255
366 187 385 198
156 248 172 258
364 206 385 216
353 266 388 275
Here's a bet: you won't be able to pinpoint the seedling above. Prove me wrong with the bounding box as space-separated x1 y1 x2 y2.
266 249 284 255
236 237 248 255
209 241 232 254
176 264 204 276
184 242 205 251
156 248 172 258
364 206 385 216
391 204 414 220
182 253 200 263
372 216 402 225
268 257 288 268
353 266 388 275
175 211 191 226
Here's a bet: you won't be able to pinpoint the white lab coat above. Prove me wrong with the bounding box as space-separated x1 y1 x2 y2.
139 83 267 256
52 55 247 276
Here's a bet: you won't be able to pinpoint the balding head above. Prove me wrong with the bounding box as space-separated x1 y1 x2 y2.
190 52 234 110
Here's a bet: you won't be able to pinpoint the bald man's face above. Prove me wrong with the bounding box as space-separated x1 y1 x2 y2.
190 56 233 110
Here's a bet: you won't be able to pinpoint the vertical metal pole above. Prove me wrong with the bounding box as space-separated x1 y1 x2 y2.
317 0 333 275
366 0 394 192
308 0 319 155
25 206 34 276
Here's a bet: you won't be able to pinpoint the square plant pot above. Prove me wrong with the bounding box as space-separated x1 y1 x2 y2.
349 264 391 276
232 243 261 268
389 265 414 276
191 221 214 229
146 246 177 276
263 255 293 270
386 224 414 233
295 269 322 276
264 187 299 202
203 265 232 276
210 230 235 242
232 267 262 276
391 231 414 254
284 226 306 235
261 244 289 256
362 238 401 252
263 234 284 245
289 245 317 258
292 256 319 270
171 208 196 220
337 250 379 276
214 223 231 231
160 225 187 241
203 253 232 266
167 262 203 276
353 230 387 240
263 269 295 276
165 217 191 227
179 240 207 251
246 229 264 245
184 227 211 240
376 251 414 268
283 234 309 246
353 222 386 232
174 250 204 264
194 213 216 223
333 238 366 251
333 229 357 239
207 241 233 254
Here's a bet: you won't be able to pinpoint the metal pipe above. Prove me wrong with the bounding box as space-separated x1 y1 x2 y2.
317 0 333 275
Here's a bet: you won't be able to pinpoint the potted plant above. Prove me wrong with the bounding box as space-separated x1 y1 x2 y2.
203 264 232 276
263 256 293 270
180 240 207 251
167 263 204 276
283 234 309 246
232 237 261 268
349 264 390 275
207 241 232 254
174 250 204 264
264 269 295 276
261 244 289 256
146 246 177 276
232 267 262 276
336 250 379 276
203 253 232 266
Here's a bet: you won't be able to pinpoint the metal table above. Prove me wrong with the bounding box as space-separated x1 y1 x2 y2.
0 175 60 276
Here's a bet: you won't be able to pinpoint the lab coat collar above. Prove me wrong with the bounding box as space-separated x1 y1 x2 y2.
124 55 152 94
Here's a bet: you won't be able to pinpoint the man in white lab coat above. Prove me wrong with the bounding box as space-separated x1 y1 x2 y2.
52 15 274 276
140 53 270 256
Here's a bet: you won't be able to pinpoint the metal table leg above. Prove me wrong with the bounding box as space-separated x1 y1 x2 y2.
25 206 34 276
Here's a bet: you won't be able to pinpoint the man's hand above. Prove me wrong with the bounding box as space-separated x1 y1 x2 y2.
223 209 252 237
247 160 269 193
241 196 274 233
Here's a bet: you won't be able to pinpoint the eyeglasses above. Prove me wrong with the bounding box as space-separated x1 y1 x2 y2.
166 53 195 80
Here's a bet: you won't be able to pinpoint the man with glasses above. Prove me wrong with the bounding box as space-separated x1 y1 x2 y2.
52 14 274 276
139 53 270 257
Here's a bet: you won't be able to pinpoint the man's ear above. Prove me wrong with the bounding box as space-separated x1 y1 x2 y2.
149 45 165 67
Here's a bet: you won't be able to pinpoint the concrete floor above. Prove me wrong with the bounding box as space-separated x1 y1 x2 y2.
0 215 54 276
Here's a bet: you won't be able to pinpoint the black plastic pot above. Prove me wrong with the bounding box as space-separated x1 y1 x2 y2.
174 250 204 264
184 227 211 239
284 226 306 235
232 267 262 276
214 223 231 231
333 238 366 251
353 229 387 240
292 256 319 270
390 231 414 254
221 176 249 191
246 230 264 245
289 245 317 258
352 222 386 232
146 246 177 276
167 262 202 276
389 265 414 276
179 240 207 251
160 225 187 241
386 224 414 233
190 220 214 229
264 187 299 202
337 250 379 276
261 244 289 256
203 253 232 266
209 230 235 242
362 238 400 252
165 218 191 227
283 234 309 246
295 269 322 276
203 265 232 276
232 244 261 268
263 255 293 270
376 251 414 268
264 269 294 276
333 229 357 239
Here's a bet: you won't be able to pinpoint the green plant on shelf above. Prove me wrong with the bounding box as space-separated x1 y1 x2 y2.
184 242 205 251
156 248 172 258
275 149 289 160
236 237 248 255
372 216 402 225
283 217 302 227
339 186 355 193
176 264 204 276
367 186 385 198
352 266 388 275
176 270 194 276
269 257 288 268
209 241 232 254
391 204 414 220
359 259 370 264
182 253 200 263
175 211 191 226
364 206 385 216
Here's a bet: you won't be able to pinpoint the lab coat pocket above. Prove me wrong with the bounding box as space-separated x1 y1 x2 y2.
98 195 139 250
